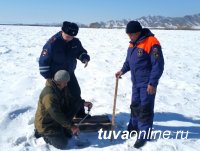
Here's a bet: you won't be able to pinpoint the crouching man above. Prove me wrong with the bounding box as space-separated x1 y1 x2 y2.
34 70 93 149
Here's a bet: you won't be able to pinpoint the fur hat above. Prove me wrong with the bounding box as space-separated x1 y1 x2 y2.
62 21 79 36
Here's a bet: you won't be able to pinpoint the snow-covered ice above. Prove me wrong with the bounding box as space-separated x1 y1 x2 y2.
0 25 200 151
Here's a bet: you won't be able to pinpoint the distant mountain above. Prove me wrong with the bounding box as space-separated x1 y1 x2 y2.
89 13 200 29
1 13 200 30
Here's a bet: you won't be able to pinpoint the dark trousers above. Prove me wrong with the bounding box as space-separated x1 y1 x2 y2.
43 128 71 150
129 86 156 140
67 72 85 116
68 72 81 99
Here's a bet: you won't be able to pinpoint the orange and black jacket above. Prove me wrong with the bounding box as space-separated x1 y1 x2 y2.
121 28 164 87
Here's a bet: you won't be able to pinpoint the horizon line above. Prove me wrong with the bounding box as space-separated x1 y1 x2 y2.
0 12 199 25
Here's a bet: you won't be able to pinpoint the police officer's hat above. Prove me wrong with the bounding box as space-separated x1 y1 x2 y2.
62 21 79 36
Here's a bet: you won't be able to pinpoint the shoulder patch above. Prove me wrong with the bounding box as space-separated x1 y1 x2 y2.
137 49 143 57
153 47 159 59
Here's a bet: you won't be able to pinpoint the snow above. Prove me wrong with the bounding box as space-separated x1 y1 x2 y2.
0 25 200 151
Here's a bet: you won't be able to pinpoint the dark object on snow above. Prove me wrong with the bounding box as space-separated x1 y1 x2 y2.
134 139 147 148
73 115 111 132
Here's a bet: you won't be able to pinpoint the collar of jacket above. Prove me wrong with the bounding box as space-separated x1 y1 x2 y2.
45 79 64 95
58 31 77 45
130 28 154 45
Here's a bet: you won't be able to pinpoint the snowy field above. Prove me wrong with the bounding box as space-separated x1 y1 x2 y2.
0 25 200 151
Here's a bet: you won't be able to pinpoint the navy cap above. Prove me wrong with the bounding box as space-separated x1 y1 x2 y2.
126 21 142 34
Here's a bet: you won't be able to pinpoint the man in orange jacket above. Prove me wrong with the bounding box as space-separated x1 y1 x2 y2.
116 21 164 148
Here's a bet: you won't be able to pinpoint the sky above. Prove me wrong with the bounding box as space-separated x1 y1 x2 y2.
0 0 200 24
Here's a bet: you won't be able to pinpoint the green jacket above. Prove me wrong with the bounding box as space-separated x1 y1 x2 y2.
34 80 84 135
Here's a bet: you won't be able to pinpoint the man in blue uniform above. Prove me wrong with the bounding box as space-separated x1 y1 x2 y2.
39 21 90 118
116 21 164 148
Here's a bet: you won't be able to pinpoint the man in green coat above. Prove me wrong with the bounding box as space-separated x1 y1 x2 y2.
34 70 93 149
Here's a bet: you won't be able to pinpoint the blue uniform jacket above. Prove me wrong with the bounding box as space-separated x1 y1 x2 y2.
121 28 164 87
39 31 89 79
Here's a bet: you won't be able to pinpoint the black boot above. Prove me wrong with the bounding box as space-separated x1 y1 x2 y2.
134 139 146 148
34 129 42 139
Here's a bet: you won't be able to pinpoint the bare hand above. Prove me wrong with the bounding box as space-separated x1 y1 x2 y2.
115 71 123 78
147 84 156 95
84 102 93 110
71 125 80 135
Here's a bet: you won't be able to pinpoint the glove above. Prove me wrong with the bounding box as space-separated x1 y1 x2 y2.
79 53 90 63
